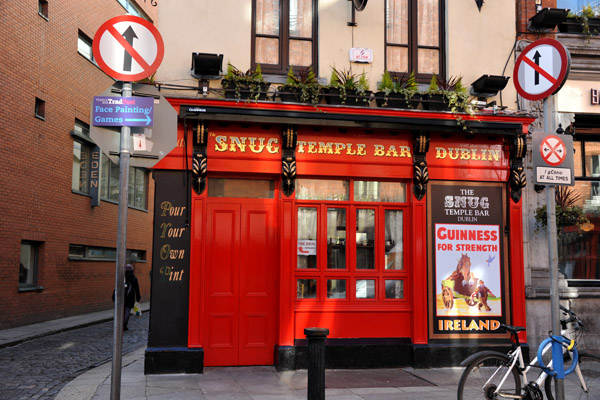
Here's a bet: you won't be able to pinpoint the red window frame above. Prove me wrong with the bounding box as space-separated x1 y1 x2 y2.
294 180 409 306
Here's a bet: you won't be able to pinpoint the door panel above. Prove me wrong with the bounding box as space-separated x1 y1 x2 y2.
239 204 276 365
204 201 276 366
205 204 240 366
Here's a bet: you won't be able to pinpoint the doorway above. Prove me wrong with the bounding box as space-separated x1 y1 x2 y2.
204 190 278 366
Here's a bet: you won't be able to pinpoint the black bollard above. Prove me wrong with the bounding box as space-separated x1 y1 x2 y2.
304 327 329 400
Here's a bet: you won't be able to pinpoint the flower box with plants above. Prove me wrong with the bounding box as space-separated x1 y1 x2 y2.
322 67 372 106
558 6 600 35
534 187 593 236
374 71 420 109
221 63 270 101
422 74 469 112
277 66 321 104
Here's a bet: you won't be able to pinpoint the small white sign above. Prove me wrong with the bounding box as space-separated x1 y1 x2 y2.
536 166 572 184
298 240 317 256
133 134 147 151
349 48 373 63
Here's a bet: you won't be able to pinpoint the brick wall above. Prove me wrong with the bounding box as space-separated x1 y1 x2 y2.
0 0 161 328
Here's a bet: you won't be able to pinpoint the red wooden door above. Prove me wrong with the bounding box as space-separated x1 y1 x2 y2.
204 201 277 366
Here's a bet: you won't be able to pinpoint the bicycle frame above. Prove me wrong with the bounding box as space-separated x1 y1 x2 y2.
491 326 588 398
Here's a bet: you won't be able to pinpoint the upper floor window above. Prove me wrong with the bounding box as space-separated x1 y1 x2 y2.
35 97 46 120
117 0 151 20
78 31 94 62
385 0 444 82
38 0 48 19
252 0 317 75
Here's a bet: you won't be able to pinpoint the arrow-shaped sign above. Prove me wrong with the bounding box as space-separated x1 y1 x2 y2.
122 26 138 72
125 115 152 125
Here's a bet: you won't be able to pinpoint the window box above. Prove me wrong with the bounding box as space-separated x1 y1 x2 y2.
558 17 600 34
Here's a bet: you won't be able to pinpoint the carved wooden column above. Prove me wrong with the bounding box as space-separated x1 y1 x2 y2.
412 132 430 201
282 125 297 197
509 134 527 203
192 120 207 195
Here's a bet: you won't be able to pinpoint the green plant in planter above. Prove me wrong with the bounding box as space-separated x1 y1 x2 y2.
221 62 268 101
376 71 418 108
279 66 321 104
534 186 592 236
564 5 600 36
326 67 371 105
426 74 475 129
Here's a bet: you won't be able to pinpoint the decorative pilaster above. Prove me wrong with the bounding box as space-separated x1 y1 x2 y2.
509 134 527 203
192 121 207 195
282 125 297 197
412 132 430 201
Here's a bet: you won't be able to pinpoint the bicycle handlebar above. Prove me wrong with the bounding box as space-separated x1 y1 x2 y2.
560 305 584 329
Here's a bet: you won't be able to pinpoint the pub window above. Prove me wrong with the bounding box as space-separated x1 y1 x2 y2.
20 241 41 289
38 0 48 19
100 154 148 210
385 0 444 81
71 120 94 195
35 97 45 120
252 0 318 75
78 30 94 62
556 137 600 284
295 179 407 302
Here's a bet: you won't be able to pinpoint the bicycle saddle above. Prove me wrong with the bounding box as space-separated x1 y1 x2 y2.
500 324 526 334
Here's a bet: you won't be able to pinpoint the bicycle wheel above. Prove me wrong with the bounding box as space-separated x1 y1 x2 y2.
457 353 521 400
545 353 600 400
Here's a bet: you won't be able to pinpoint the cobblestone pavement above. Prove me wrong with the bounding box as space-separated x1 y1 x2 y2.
0 313 148 400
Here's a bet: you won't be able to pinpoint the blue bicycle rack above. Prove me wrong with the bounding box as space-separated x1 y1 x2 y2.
537 335 579 379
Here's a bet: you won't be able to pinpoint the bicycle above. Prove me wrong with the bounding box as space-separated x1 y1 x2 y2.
457 305 600 400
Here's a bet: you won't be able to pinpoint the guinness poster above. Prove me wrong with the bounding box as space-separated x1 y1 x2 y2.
428 181 509 339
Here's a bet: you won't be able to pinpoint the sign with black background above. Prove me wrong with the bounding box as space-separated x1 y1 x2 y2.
147 170 190 347
428 181 509 339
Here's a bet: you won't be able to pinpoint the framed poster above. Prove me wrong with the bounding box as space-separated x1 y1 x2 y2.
428 181 509 339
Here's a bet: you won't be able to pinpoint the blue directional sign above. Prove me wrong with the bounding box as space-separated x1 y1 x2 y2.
92 96 154 127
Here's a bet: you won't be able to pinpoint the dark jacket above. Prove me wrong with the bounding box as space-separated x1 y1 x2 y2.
124 271 141 308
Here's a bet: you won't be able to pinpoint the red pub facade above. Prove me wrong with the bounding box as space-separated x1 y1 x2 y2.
144 97 534 373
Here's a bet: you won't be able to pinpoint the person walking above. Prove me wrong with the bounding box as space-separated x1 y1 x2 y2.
123 263 141 331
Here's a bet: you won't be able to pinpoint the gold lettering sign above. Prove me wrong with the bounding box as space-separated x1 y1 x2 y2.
209 135 502 164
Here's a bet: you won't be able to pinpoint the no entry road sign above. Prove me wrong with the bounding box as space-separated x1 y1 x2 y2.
532 132 574 186
513 38 570 101
93 15 164 82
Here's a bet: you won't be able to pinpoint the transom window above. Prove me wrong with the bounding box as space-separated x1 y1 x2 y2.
295 179 408 303
385 0 444 81
252 0 317 75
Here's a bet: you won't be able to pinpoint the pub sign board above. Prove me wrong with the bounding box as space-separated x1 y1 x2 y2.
428 181 510 339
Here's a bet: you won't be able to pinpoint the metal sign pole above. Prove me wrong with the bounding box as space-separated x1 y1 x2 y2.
110 81 132 400
543 96 564 400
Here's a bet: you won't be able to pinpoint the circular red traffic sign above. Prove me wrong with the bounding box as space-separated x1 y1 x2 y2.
93 15 164 82
540 135 567 166
513 38 570 101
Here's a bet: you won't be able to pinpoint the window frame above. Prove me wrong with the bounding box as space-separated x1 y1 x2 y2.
69 244 146 262
100 154 148 210
35 97 45 120
77 30 94 63
251 0 319 75
19 241 42 291
71 120 94 195
38 0 48 19
384 0 445 83
294 179 409 305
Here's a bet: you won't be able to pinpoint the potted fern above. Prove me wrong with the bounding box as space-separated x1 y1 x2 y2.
323 67 371 106
221 62 270 101
277 66 321 104
374 71 419 109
